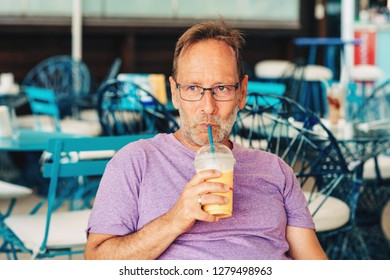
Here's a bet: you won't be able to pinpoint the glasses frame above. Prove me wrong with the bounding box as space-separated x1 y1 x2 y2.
175 81 240 102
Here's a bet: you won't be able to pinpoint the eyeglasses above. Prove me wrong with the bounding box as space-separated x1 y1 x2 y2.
175 82 240 102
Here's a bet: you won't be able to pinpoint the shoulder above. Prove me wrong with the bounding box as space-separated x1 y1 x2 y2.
233 142 285 164
120 133 169 153
108 133 170 167
232 142 294 176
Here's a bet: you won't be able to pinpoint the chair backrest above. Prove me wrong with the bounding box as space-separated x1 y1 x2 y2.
43 135 153 178
231 92 356 218
352 79 390 138
24 86 61 132
233 92 349 173
39 134 154 251
22 55 91 117
97 79 179 136
91 58 122 94
105 58 122 82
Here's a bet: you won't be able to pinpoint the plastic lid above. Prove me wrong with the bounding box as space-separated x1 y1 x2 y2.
194 143 235 171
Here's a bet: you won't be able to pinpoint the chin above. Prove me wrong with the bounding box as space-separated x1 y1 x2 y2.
188 135 209 147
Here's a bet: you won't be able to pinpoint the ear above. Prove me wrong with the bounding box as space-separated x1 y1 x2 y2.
169 76 179 109
238 75 248 110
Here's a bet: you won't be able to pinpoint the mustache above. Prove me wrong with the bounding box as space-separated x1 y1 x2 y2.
193 115 222 127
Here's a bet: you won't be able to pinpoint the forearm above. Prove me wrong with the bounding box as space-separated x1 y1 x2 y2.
286 226 328 260
86 213 182 260
86 170 225 260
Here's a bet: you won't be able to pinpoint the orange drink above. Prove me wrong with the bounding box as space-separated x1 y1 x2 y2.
203 170 233 218
194 144 235 218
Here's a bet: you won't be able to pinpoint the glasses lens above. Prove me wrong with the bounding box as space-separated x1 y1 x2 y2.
178 83 238 101
212 85 236 101
180 85 203 101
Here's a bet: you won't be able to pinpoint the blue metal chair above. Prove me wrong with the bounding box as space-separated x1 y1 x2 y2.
351 79 390 259
293 37 361 79
292 38 361 118
3 134 153 259
103 58 122 82
0 180 33 259
231 92 371 259
21 86 101 136
22 55 91 118
97 79 179 136
23 86 61 132
81 57 122 111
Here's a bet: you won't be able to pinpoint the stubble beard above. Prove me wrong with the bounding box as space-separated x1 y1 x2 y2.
177 102 240 147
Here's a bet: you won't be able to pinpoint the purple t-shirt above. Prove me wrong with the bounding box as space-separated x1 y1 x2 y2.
87 133 315 259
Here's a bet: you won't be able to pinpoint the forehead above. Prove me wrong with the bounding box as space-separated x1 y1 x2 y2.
176 39 238 82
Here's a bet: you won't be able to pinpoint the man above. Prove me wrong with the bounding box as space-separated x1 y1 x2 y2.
85 20 327 260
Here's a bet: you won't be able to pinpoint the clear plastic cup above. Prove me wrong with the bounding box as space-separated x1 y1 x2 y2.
193 143 236 218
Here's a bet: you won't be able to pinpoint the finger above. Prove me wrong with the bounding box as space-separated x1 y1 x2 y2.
196 182 230 196
196 210 220 223
199 193 229 206
191 169 221 185
182 181 229 203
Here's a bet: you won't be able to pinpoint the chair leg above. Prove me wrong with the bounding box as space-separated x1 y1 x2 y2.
359 223 390 259
345 228 371 260
318 226 372 259
0 235 19 260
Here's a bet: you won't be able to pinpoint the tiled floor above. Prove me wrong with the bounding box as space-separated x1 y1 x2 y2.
1 193 389 260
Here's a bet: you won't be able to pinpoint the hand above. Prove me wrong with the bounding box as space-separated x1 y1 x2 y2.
165 169 230 234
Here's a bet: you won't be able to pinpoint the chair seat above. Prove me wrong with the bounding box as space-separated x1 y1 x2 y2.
350 64 383 82
363 154 390 180
0 180 33 199
232 136 268 150
79 109 99 122
4 210 91 252
300 65 333 81
60 118 101 136
303 191 350 232
255 60 295 79
16 115 102 136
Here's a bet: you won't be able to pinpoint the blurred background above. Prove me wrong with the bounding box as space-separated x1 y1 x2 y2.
0 0 374 84
1 0 389 91
1 0 390 260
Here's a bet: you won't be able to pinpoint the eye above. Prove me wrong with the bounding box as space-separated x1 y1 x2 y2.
184 85 199 92
215 85 228 93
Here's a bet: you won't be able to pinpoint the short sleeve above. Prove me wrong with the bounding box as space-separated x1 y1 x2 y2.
278 158 315 230
86 145 144 236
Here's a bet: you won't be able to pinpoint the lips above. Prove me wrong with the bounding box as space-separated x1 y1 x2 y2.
195 123 213 133
196 116 221 130
200 123 218 129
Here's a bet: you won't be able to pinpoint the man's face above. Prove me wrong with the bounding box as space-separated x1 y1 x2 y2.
169 39 247 149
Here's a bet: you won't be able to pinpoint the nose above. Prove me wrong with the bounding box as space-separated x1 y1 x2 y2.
199 89 217 115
